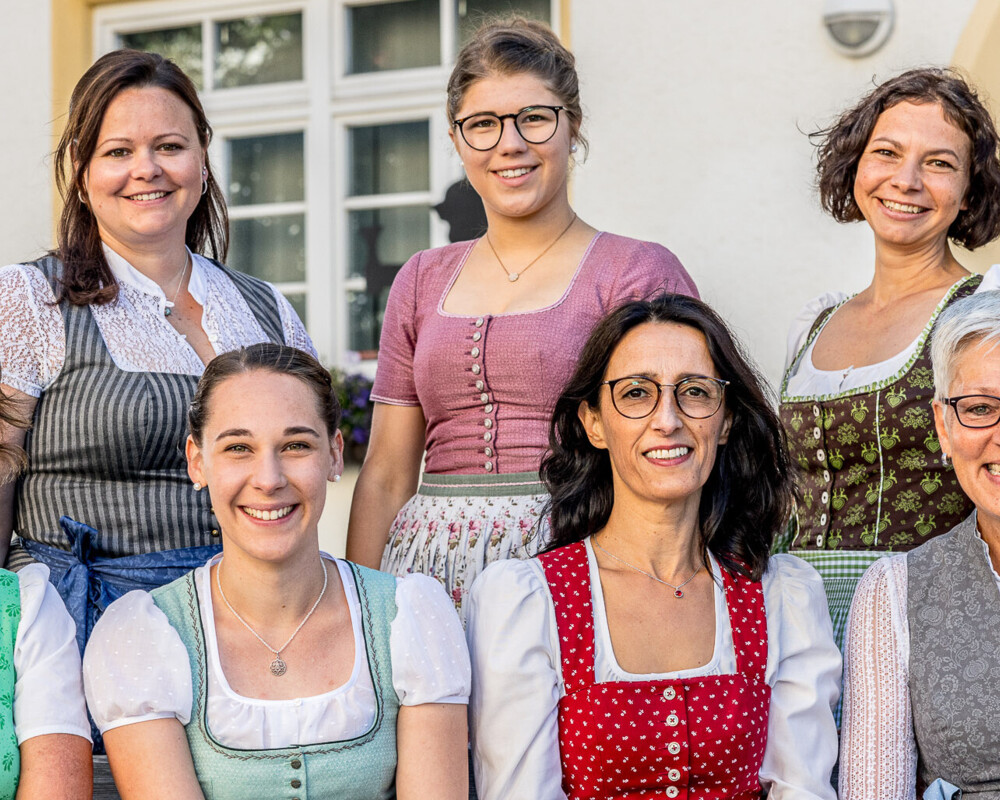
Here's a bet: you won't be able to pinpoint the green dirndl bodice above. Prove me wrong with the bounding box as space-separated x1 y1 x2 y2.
151 562 399 800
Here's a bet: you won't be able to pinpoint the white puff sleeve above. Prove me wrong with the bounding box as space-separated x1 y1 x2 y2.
13 565 91 743
838 555 915 800
83 590 193 734
0 264 65 397
759 554 841 799
390 574 470 706
783 291 849 372
466 559 566 800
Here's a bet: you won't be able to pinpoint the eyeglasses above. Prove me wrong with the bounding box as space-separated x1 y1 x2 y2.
601 376 729 420
451 105 565 151
941 394 1000 428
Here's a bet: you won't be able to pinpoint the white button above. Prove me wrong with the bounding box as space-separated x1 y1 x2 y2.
812 427 821 439
471 346 480 357
667 742 681 755
481 393 489 403
485 461 493 471
485 447 493 457
662 687 676 700
484 419 493 428
472 331 482 341
821 491 829 504
484 432 492 442
816 449 825 462
823 470 831 482
665 713 679 727
666 787 679 798
485 404 494 413
820 513 828 526
476 380 484 390
812 405 820 417
816 535 824 547
475 317 484 327
668 768 681 781
471 364 481 374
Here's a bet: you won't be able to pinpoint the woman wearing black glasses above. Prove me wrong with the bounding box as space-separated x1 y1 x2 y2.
467 295 840 799
346 17 696 622
841 291 1000 799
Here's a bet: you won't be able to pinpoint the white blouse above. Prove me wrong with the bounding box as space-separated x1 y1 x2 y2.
783 265 1000 397
466 543 842 800
83 557 471 749
838 534 1000 799
12 564 92 744
0 246 315 397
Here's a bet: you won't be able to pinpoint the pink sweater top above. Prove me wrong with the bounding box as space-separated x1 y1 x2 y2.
371 232 698 475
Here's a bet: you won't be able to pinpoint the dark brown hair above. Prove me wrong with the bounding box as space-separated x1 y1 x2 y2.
447 16 587 154
541 294 793 581
188 345 341 445
815 67 1000 249
54 49 228 306
0 383 29 484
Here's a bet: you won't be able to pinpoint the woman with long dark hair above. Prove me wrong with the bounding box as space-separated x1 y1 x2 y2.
467 295 840 799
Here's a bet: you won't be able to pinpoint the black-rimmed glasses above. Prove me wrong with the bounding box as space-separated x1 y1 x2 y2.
452 105 565 151
941 394 1000 428
601 376 729 420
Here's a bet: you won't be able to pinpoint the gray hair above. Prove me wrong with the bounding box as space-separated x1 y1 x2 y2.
931 289 1000 399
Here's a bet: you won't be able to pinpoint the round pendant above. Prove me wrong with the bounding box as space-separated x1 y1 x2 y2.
163 307 172 317
673 589 684 598
508 273 519 282
269 656 287 676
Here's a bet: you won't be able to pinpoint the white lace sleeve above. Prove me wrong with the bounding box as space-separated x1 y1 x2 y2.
784 291 848 372
839 554 916 800
0 264 65 396
272 287 317 358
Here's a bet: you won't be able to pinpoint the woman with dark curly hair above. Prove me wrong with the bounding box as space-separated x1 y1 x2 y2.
778 68 1000 659
468 295 841 799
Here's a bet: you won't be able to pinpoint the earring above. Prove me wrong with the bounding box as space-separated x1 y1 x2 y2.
201 167 209 196
193 482 203 491
78 190 87 205
570 143 578 154
941 453 950 467
334 474 342 483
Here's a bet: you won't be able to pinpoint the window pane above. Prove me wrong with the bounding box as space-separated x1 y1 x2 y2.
285 293 307 328
347 289 387 353
214 13 303 88
348 206 430 280
227 132 305 206
229 214 306 283
347 0 439 74
120 25 204 88
458 0 551 44
349 121 429 196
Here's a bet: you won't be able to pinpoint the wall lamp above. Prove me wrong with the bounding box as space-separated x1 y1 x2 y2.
823 0 894 58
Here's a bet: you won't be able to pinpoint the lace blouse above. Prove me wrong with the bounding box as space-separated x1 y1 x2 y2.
0 246 315 397
83 556 471 750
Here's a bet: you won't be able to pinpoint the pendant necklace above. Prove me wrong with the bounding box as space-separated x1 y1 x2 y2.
485 212 577 282
591 535 702 598
215 557 328 676
163 252 190 317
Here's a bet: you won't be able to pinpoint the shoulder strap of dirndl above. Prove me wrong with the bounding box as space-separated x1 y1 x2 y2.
204 258 285 345
537 543 595 694
720 565 768 683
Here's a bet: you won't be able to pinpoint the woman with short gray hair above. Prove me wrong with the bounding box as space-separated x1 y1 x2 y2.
840 289 1000 798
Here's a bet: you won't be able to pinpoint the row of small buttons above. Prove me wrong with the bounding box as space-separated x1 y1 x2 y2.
661 685 686 796
473 318 495 471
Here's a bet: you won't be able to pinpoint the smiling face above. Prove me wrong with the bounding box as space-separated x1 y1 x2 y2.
450 71 574 222
186 370 344 565
578 322 732 518
83 86 205 259
934 337 1000 540
853 100 972 252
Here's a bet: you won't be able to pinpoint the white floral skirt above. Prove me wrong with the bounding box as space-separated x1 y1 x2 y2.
380 471 550 625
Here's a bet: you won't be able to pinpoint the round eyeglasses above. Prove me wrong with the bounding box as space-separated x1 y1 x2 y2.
941 394 1000 428
601 376 729 420
452 105 565 151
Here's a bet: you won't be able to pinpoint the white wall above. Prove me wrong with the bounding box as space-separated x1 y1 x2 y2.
0 2 54 266
570 0 978 386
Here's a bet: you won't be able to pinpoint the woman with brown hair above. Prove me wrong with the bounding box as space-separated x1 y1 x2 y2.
346 17 697 621
0 49 315 654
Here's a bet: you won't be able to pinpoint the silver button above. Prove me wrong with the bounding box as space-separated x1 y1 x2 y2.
812 427 821 439
823 470 831 482
472 331 482 341
668 768 681 781
476 380 484 390
471 346 480 357
667 741 681 755
816 449 825 462
481 393 489 403
485 403 494 413
821 491 830 504
484 419 493 429
485 447 493 457
475 317 484 327
471 364 481 375
666 787 679 798
820 513 828 526
662 687 676 701
484 432 492 442
665 713 679 727
812 405 820 417
816 534 824 548
485 461 493 471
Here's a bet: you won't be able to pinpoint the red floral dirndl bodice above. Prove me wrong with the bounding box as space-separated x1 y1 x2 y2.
537 542 770 800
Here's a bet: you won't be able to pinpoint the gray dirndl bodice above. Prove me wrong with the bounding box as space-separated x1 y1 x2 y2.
908 511 1000 797
13 256 285 561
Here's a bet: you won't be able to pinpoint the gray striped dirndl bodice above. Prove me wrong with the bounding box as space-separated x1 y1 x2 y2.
13 255 285 560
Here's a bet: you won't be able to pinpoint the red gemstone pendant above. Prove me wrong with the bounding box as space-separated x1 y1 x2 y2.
674 589 683 598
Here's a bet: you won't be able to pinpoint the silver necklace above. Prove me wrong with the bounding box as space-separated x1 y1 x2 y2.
591 536 703 598
163 252 190 317
215 557 328 676
484 212 577 282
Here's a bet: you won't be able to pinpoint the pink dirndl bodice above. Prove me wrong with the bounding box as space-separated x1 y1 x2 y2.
537 543 770 800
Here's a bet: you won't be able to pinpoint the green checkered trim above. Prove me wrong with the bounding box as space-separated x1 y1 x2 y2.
790 549 887 582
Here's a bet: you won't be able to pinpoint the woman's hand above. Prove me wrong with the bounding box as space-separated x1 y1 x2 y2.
0 385 36 566
104 718 206 800
346 403 426 568
396 703 468 800
17 733 93 800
